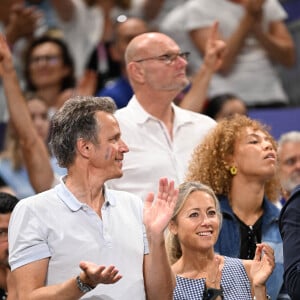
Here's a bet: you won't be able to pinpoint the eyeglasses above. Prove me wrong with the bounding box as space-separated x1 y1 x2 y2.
134 52 190 65
29 55 62 66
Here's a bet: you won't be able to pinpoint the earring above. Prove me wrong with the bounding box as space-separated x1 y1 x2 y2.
230 166 237 176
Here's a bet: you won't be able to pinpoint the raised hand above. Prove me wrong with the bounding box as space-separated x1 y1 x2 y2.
0 34 14 76
79 261 122 287
5 4 42 45
250 243 275 287
203 21 227 72
143 178 178 238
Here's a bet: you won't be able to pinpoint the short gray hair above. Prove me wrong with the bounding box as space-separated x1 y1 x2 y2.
49 96 117 168
278 131 300 153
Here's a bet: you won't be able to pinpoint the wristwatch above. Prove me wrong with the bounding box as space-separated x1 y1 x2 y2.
76 275 95 293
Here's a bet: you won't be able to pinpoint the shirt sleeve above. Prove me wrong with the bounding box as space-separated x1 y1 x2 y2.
8 199 51 271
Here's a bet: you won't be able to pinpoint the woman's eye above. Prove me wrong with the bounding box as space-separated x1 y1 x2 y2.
189 212 199 218
207 210 216 216
249 140 258 144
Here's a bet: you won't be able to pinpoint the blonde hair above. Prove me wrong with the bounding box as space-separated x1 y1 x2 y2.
185 115 279 201
166 181 222 265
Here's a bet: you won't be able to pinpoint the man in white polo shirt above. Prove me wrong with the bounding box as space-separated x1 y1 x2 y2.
107 31 217 200
8 96 177 300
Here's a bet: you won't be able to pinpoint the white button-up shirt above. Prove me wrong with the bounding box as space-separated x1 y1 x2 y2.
107 96 216 200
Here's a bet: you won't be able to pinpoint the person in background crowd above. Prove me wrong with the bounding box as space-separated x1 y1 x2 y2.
279 183 300 299
0 93 63 199
186 115 288 299
0 0 41 151
160 0 295 108
0 34 65 198
0 192 19 300
167 181 274 300
23 35 76 114
277 131 300 207
86 0 146 92
203 93 247 121
50 0 104 79
96 16 149 108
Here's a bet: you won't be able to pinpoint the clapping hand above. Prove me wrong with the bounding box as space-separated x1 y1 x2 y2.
0 34 14 76
250 243 275 287
5 4 42 45
143 178 178 240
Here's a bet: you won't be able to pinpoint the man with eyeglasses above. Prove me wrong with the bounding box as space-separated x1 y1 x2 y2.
106 31 219 201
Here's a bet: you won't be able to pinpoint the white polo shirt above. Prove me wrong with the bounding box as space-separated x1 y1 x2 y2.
107 96 216 200
9 177 148 299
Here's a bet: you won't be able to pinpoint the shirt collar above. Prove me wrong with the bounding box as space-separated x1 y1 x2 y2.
126 95 194 127
219 194 279 223
55 176 116 211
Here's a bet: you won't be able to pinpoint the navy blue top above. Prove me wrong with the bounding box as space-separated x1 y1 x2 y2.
279 184 300 299
96 76 133 109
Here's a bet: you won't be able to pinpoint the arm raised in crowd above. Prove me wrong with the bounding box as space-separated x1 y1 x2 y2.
190 0 295 74
179 22 226 113
143 178 178 300
4 4 40 46
0 34 54 193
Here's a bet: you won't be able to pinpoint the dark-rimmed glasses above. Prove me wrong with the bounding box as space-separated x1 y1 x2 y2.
29 55 62 66
134 52 190 65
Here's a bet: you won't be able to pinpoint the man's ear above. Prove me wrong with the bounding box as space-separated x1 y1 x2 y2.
127 62 145 84
76 138 91 159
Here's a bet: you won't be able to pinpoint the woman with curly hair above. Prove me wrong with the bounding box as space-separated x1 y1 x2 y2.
186 115 287 300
